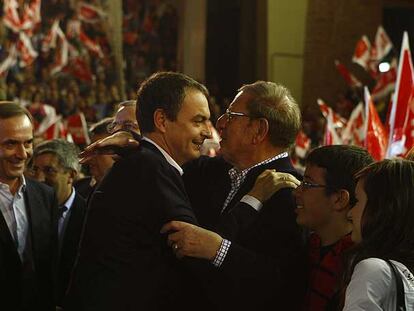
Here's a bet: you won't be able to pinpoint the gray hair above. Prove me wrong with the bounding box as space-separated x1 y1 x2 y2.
239 81 301 148
33 139 80 173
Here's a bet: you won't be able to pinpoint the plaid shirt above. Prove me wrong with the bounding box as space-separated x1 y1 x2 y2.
221 152 288 213
213 152 288 267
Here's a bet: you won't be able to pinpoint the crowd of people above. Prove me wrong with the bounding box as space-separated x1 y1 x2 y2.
0 71 414 311
0 0 179 125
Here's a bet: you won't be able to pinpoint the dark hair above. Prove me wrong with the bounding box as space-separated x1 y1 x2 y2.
239 81 300 148
341 159 414 300
306 145 374 206
136 72 209 134
0 101 34 124
89 117 113 136
353 159 414 268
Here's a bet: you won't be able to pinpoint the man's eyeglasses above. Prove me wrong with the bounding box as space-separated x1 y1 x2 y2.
107 121 139 134
218 108 252 123
299 180 329 190
30 166 60 176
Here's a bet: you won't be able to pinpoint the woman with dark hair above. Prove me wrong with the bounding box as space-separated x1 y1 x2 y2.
343 159 414 310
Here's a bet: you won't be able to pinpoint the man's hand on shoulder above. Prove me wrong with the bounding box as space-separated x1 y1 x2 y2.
248 169 300 203
79 131 139 164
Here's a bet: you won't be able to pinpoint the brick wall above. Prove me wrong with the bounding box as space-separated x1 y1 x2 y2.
302 0 382 115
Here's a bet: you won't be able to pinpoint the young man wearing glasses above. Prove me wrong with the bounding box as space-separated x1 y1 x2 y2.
263 145 373 310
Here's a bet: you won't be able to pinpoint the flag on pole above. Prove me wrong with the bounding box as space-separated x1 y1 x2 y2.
353 36 372 70
374 26 393 61
0 45 18 77
318 99 345 145
334 60 362 88
66 112 91 145
386 32 414 157
364 87 388 161
342 102 365 146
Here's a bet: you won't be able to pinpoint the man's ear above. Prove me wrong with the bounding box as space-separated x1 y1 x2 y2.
252 118 269 145
68 169 77 184
332 189 350 212
153 108 167 133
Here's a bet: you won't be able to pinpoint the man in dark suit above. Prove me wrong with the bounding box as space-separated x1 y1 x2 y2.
65 72 212 310
0 102 57 311
30 139 87 307
162 81 307 310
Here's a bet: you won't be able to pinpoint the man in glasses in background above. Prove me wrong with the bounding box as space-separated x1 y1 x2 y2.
31 139 87 308
107 100 140 137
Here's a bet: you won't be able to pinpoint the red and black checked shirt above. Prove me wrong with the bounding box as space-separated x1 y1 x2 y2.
304 232 353 311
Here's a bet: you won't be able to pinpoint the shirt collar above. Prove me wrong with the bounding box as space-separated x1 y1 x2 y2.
62 187 76 212
229 151 289 179
0 175 26 196
142 136 184 176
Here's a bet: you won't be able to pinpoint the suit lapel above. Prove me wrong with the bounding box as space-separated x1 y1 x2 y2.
0 209 20 262
222 157 296 214
60 194 85 260
24 180 46 264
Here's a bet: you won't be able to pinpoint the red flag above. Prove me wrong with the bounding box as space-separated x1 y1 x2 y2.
342 102 365 146
334 60 362 88
79 30 104 58
295 130 311 159
64 57 93 82
387 32 414 157
16 32 38 67
77 2 106 23
0 44 17 77
364 87 388 161
353 36 372 70
374 26 393 61
318 99 345 145
65 112 90 145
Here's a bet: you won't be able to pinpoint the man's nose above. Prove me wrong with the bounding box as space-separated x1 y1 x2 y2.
15 144 29 160
33 170 46 183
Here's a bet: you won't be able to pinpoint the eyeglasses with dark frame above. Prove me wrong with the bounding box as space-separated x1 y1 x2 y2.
107 121 139 134
299 180 330 190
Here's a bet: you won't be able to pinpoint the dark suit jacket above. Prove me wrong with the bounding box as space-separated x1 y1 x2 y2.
56 192 87 306
66 141 200 311
183 156 307 310
0 178 57 311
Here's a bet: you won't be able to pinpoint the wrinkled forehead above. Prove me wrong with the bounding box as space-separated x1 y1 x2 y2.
229 91 253 111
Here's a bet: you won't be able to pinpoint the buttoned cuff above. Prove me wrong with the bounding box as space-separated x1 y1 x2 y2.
211 239 231 268
240 195 263 212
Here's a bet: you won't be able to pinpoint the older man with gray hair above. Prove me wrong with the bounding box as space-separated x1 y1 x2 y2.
31 139 87 307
